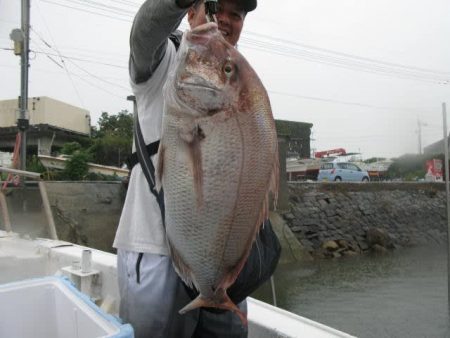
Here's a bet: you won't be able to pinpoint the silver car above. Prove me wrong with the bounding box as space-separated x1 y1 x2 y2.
317 162 370 182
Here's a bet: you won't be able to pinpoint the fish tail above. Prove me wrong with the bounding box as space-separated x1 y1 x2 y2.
179 291 248 326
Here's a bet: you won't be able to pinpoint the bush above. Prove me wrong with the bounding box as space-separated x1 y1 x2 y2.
62 151 91 180
60 142 83 155
26 155 46 174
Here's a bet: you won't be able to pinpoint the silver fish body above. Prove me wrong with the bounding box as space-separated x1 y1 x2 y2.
158 22 278 323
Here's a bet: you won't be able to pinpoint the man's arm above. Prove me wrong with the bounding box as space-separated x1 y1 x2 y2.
130 0 196 84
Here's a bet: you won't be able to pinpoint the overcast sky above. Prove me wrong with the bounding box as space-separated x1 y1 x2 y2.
1 0 449 159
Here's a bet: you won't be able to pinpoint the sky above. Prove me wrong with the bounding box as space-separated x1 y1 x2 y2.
1 0 450 159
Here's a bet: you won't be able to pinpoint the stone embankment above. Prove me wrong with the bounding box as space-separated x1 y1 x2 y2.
279 182 447 259
2 181 447 260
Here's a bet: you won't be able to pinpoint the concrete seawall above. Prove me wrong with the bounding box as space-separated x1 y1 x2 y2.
1 181 447 258
280 182 447 258
0 182 125 252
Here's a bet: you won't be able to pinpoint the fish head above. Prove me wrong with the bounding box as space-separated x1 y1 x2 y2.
168 22 259 117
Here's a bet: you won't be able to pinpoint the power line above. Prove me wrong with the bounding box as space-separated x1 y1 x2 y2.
241 37 449 84
4 41 442 115
73 0 136 15
30 49 126 69
28 18 130 99
31 38 130 93
31 37 86 107
30 22 130 90
1 58 129 99
268 90 432 114
48 45 128 60
246 30 450 77
39 0 133 22
104 0 140 7
30 45 129 99
3 42 444 116
66 58 130 91
39 0 450 84
32 3 87 109
69 71 128 99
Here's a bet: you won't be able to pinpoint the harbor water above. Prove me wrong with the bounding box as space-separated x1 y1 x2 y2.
254 245 450 338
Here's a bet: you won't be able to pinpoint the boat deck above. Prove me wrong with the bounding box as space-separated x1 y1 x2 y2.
0 231 356 338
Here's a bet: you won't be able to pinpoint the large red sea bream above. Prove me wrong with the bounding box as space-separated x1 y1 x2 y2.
157 22 279 323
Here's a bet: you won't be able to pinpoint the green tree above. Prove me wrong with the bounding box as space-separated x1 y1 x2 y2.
27 155 46 174
90 110 133 166
96 110 133 139
387 153 445 180
62 150 91 180
89 134 131 167
60 142 83 155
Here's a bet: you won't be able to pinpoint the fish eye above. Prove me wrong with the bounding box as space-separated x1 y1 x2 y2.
223 61 234 77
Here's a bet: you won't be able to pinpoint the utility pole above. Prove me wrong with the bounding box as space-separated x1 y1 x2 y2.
417 119 427 155
442 103 450 312
10 0 31 171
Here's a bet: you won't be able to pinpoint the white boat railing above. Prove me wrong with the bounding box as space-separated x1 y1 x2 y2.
0 166 58 240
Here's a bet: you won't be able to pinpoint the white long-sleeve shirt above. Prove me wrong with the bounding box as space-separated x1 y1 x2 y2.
113 0 188 255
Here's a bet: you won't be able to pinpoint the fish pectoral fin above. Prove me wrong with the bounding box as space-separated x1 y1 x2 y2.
155 144 165 191
179 291 248 326
185 133 204 208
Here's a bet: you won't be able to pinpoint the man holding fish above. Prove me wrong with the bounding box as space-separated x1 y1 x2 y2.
114 0 280 337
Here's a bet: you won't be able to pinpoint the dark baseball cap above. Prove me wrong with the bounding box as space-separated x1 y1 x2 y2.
242 0 257 12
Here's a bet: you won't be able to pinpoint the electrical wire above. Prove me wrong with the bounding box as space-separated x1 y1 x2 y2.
30 49 126 69
69 71 128 99
39 0 133 22
66 58 130 91
3 42 441 116
245 31 450 77
31 25 130 90
33 1 88 108
38 0 450 85
40 0 450 84
268 90 432 114
30 40 130 96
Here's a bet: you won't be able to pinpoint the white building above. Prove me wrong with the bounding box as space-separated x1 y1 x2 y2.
0 96 91 155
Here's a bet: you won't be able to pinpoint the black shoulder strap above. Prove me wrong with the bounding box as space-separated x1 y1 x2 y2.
133 112 165 225
169 30 183 51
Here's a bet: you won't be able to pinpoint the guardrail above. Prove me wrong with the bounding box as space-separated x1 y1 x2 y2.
0 167 58 240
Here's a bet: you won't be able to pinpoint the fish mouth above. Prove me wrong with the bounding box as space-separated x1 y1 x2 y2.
177 82 219 92
177 75 220 93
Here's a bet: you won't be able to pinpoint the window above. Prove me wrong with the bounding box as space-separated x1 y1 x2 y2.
321 163 334 170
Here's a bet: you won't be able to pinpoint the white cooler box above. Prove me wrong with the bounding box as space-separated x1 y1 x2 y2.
0 276 133 338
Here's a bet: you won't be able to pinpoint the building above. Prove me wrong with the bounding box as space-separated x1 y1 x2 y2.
0 96 91 156
275 119 313 158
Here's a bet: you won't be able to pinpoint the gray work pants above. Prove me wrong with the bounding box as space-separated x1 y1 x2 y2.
117 249 248 338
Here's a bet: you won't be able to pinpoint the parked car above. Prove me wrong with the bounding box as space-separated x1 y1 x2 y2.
317 162 370 182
